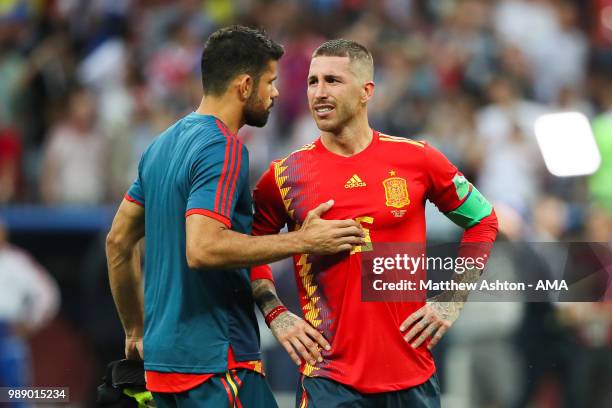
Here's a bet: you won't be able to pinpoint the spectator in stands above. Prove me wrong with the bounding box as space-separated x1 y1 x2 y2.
476 75 547 213
557 209 612 406
0 219 60 389
0 127 22 203
40 87 108 205
0 15 25 203
589 79 612 210
558 301 612 407
0 12 26 128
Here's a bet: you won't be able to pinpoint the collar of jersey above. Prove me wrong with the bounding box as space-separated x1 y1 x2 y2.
315 129 379 162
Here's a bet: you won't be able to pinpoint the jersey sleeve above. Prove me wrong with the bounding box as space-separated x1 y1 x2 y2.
185 137 248 229
252 161 289 236
251 162 289 282
125 154 145 207
425 143 493 228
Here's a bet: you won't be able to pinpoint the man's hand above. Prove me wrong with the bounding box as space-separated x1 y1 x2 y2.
252 279 329 366
299 200 365 254
400 300 464 350
125 336 143 360
270 310 331 366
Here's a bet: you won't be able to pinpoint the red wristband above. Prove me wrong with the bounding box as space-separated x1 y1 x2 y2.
265 306 288 327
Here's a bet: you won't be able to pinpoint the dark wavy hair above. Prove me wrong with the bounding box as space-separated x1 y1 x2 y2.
201 25 284 96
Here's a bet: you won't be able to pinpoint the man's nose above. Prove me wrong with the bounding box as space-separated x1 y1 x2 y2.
314 82 328 99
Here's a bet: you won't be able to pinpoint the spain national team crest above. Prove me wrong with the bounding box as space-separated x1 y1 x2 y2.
383 170 410 209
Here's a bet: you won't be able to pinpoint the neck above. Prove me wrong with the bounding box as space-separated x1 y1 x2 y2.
195 94 243 134
320 113 372 157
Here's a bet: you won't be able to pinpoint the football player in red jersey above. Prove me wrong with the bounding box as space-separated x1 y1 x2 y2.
252 39 498 407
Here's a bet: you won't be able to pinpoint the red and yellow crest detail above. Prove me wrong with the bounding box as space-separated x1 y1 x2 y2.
383 174 410 209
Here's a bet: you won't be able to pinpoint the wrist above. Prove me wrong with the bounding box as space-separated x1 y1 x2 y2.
289 230 310 254
258 298 282 316
264 305 288 327
125 328 143 339
452 293 469 305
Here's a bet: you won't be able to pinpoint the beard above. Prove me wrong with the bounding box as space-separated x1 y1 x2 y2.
244 93 272 128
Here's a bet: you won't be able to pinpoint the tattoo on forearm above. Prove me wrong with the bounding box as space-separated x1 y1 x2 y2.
431 267 482 304
452 267 481 301
257 290 278 309
252 279 282 314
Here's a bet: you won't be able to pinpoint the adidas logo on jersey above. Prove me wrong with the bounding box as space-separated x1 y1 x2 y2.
344 174 366 188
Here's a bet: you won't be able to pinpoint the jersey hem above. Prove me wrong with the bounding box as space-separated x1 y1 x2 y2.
145 371 213 393
230 351 262 362
144 353 261 372
302 366 436 394
124 193 144 207
185 208 231 228
144 362 228 372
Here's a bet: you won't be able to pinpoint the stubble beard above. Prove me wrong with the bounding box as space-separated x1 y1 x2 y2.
244 93 272 128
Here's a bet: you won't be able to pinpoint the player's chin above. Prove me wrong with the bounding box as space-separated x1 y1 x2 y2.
314 118 337 132
245 111 271 128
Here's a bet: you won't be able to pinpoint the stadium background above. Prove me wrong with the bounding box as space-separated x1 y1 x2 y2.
0 0 611 406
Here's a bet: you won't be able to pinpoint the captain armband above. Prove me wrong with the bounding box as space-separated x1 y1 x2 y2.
444 175 493 228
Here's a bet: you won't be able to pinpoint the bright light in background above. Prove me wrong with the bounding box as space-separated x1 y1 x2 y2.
602 6 612 30
534 112 601 177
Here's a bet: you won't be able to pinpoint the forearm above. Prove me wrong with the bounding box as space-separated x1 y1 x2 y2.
188 199 362 269
252 277 330 365
107 238 144 337
252 278 284 316
443 268 482 303
444 210 499 302
191 229 306 270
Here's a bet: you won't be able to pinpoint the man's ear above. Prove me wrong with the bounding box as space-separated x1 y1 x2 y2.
237 74 254 102
361 81 375 104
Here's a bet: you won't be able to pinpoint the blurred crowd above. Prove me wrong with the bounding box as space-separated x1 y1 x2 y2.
0 0 610 218
1 0 612 406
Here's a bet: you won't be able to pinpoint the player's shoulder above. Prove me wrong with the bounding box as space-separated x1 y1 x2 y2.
377 132 428 150
289 141 318 157
260 142 317 177
377 133 453 166
276 142 318 163
183 115 232 143
181 116 246 158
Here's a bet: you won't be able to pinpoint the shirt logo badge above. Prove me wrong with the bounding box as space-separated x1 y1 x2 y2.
383 170 410 208
344 174 367 189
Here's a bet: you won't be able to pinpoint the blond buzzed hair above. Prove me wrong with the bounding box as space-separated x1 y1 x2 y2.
312 39 374 82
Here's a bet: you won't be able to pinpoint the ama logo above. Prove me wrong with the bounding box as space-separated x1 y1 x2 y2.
536 280 568 291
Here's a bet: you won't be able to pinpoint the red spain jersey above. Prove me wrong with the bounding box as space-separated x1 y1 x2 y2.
252 130 494 393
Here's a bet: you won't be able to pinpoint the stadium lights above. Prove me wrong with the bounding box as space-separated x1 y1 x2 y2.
534 112 602 177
